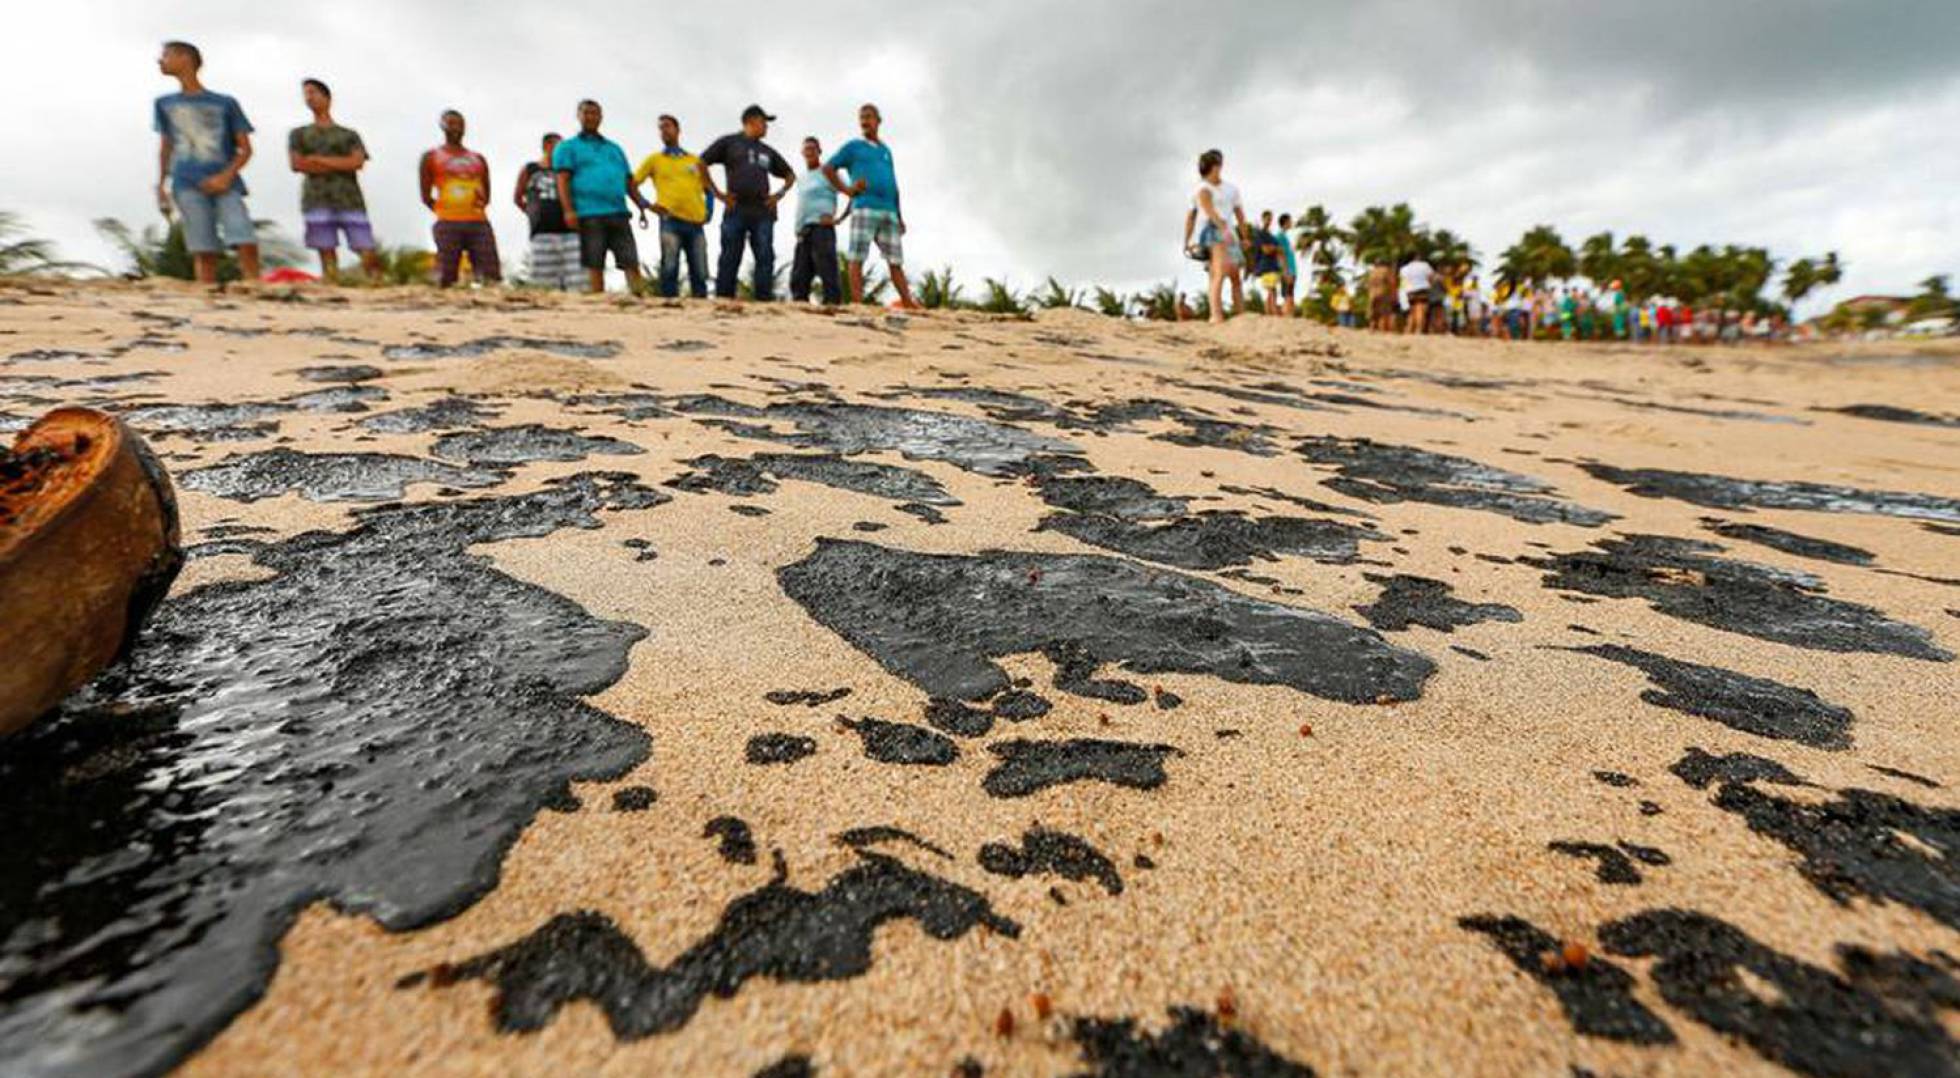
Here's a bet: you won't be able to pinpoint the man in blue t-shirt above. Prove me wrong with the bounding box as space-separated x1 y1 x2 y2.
153 40 261 284
822 104 918 309
552 99 654 294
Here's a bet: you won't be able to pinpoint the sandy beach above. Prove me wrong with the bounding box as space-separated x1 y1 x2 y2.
2 278 1957 1077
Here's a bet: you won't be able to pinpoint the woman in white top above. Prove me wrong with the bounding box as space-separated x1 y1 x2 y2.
1181 148 1247 324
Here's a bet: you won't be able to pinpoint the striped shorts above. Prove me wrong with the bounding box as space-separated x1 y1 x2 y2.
848 208 902 265
528 231 581 291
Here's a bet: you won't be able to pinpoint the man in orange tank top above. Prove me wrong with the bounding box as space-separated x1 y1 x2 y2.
417 109 501 287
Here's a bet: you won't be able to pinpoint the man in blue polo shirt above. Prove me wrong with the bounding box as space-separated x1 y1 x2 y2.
552 99 653 294
153 40 262 285
822 103 918 308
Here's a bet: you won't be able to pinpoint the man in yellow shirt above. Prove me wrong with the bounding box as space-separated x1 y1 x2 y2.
632 114 713 298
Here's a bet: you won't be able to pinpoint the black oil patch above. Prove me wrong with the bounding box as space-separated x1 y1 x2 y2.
410 851 1018 1039
1823 403 1960 429
834 826 953 861
1216 483 1367 518
0 473 662 1078
924 697 994 737
431 424 644 467
751 1054 814 1078
1069 1006 1317 1077
766 687 852 708
730 504 772 517
120 399 289 440
705 816 758 864
839 717 959 765
776 539 1436 705
1569 644 1855 750
612 786 658 812
1691 769 1960 931
977 827 1123 895
1869 764 1941 789
981 739 1182 798
746 733 818 765
1457 915 1676 1044
1449 645 1491 661
295 363 385 383
992 690 1051 721
1593 771 1638 787
1353 573 1522 633
680 400 1081 477
357 395 499 434
1600 909 1960 1076
1670 748 1807 790
379 335 620 361
1296 436 1616 527
1700 518 1875 566
1579 463 1960 524
1035 470 1380 571
1533 534 1950 661
666 452 958 507
180 448 506 503
287 384 388 413
1547 841 1669 885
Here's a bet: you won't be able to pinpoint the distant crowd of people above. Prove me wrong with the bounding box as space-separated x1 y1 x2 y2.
150 40 918 306
1180 148 1786 342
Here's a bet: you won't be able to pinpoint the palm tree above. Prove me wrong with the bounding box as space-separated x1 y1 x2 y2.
1135 281 1180 321
1907 274 1956 322
1091 286 1128 318
1426 228 1475 275
1348 203 1420 266
1495 225 1575 288
1033 277 1081 310
372 245 435 286
977 277 1027 315
1291 204 1347 291
0 211 96 276
917 267 964 309
1578 231 1619 287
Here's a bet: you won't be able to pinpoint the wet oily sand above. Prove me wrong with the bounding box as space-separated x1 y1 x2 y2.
1 283 1958 1078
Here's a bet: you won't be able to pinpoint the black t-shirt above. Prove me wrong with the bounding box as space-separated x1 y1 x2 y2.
519 162 570 235
701 133 794 218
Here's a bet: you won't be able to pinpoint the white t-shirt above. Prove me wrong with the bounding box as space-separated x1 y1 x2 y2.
1192 180 1240 226
1400 259 1434 295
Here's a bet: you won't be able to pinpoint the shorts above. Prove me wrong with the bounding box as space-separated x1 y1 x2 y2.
578 214 639 271
1196 221 1242 268
1405 290 1429 307
848 207 903 265
303 208 376 252
1370 294 1396 320
433 220 501 285
173 185 256 254
1258 271 1282 292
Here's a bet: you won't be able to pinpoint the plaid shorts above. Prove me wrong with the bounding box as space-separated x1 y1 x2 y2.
848 207 902 265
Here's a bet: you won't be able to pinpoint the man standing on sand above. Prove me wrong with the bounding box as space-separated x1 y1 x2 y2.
515 133 578 291
419 110 499 287
702 105 796 301
824 104 920 309
1250 211 1283 315
790 136 848 305
288 79 379 283
555 100 653 295
1275 212 1299 318
632 115 714 298
1367 260 1397 332
154 41 261 285
1400 253 1434 335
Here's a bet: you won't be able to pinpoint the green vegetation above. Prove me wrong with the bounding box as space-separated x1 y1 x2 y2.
0 212 98 277
93 216 300 282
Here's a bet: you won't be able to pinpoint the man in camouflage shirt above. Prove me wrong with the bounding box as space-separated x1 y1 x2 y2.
288 78 380 282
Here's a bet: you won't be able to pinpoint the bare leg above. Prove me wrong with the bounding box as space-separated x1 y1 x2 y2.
586 269 605 294
361 249 382 283
847 260 865 304
193 253 219 285
623 267 644 295
1207 248 1226 324
1228 270 1244 317
317 249 339 282
889 264 919 309
236 244 262 283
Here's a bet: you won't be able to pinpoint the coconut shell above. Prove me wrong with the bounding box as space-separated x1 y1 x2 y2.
0 407 182 736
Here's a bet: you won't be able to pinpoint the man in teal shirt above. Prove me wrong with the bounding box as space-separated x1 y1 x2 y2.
552 99 653 294
822 103 918 308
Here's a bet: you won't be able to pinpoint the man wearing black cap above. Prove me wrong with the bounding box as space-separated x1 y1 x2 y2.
701 104 796 300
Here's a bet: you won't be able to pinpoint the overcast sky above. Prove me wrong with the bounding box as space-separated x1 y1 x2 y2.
6 1 1956 310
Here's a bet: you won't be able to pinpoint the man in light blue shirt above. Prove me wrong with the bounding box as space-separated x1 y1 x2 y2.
790 137 849 304
153 40 261 284
552 99 653 294
822 104 918 308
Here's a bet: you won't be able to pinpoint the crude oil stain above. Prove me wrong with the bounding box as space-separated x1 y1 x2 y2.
777 539 1436 705
431 424 644 467
978 827 1123 895
981 739 1182 798
181 448 506 503
1296 436 1616 527
746 733 817 765
838 717 959 765
1457 915 1676 1044
1699 518 1874 566
704 817 758 864
0 473 663 1078
1580 463 1960 524
1569 644 1854 750
1353 574 1522 633
1069 1006 1317 1076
